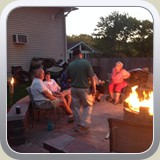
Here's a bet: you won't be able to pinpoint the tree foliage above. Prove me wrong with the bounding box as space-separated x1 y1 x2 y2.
92 11 153 57
67 34 95 48
67 12 153 57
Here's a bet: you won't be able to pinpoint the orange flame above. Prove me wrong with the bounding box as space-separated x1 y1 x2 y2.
10 77 14 85
124 85 153 115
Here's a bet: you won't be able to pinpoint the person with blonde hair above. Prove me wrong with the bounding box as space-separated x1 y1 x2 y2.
108 61 130 104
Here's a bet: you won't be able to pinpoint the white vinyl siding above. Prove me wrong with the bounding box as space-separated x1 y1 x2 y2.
7 7 66 73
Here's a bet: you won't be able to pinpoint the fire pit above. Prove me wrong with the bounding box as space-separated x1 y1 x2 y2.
123 85 153 124
123 105 153 124
123 68 153 124
108 68 153 153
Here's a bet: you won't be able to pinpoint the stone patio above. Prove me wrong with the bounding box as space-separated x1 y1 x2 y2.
10 95 124 153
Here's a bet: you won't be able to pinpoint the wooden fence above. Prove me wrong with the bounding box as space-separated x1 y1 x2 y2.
88 57 153 80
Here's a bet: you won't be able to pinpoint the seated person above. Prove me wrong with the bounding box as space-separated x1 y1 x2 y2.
94 74 106 102
30 68 73 121
59 66 71 91
108 61 130 105
43 71 71 108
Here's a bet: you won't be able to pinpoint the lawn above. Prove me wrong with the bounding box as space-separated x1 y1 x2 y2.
7 82 31 109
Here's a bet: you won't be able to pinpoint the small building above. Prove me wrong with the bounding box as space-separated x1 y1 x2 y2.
7 7 77 74
67 41 96 60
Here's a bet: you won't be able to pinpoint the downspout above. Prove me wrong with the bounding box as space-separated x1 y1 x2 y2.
64 16 67 62
63 7 78 62
64 10 72 63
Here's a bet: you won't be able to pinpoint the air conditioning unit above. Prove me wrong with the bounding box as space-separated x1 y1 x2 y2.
13 34 28 44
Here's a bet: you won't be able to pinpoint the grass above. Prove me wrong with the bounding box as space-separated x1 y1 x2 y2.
7 82 31 108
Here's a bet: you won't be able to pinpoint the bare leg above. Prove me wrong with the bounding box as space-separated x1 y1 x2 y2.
66 95 71 107
114 92 121 104
59 96 72 115
115 92 120 102
110 92 114 99
107 92 114 102
62 89 71 107
97 93 103 100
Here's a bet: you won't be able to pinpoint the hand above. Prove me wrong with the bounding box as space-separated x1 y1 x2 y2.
101 80 105 84
91 88 96 97
51 95 57 100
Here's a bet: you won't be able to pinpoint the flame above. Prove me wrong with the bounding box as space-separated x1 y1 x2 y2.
10 77 14 85
124 85 153 115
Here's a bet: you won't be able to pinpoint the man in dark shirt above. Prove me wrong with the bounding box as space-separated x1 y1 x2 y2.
66 49 96 132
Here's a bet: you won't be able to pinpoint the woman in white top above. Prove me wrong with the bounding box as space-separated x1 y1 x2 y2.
44 71 71 108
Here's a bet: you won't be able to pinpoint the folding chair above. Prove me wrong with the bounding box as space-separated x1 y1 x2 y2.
26 86 58 128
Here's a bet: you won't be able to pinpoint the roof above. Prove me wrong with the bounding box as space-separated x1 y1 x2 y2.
67 41 95 53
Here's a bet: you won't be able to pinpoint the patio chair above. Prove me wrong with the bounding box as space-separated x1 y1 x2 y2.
26 86 58 128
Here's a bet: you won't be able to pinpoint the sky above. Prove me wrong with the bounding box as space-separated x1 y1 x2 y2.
66 7 153 36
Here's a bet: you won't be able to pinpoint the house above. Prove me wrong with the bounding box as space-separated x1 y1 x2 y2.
67 41 96 60
7 7 77 74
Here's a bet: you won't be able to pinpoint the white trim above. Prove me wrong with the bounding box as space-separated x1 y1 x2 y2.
68 41 95 52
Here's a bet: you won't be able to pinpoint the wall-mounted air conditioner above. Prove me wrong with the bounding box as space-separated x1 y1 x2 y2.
13 34 28 44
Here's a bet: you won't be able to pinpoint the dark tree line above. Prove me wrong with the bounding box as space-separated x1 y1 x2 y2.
67 11 153 58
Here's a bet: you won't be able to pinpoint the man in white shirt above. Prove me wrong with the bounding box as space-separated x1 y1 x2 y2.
30 68 73 119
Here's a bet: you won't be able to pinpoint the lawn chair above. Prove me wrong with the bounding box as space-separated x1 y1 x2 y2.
26 86 58 128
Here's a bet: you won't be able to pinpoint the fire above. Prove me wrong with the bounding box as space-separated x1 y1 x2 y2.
10 77 14 85
124 85 153 115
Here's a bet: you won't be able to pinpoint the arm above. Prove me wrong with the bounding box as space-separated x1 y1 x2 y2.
87 63 96 96
90 76 96 96
42 90 56 100
122 69 130 79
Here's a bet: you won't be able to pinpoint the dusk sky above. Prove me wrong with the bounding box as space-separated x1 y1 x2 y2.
66 7 153 36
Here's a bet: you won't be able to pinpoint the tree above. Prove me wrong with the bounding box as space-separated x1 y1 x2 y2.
130 20 153 57
67 34 95 48
92 11 153 57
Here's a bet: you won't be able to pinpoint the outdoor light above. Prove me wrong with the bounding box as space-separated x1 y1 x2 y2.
9 77 14 106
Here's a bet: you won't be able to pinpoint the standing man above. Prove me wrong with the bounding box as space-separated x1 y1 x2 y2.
66 49 96 132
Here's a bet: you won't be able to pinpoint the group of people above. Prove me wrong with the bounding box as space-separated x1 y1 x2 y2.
30 48 130 132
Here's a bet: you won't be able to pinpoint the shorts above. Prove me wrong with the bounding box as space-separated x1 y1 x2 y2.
35 98 61 109
109 81 128 93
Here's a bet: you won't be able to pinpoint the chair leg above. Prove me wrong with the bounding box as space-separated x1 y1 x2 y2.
57 108 61 120
53 108 57 128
